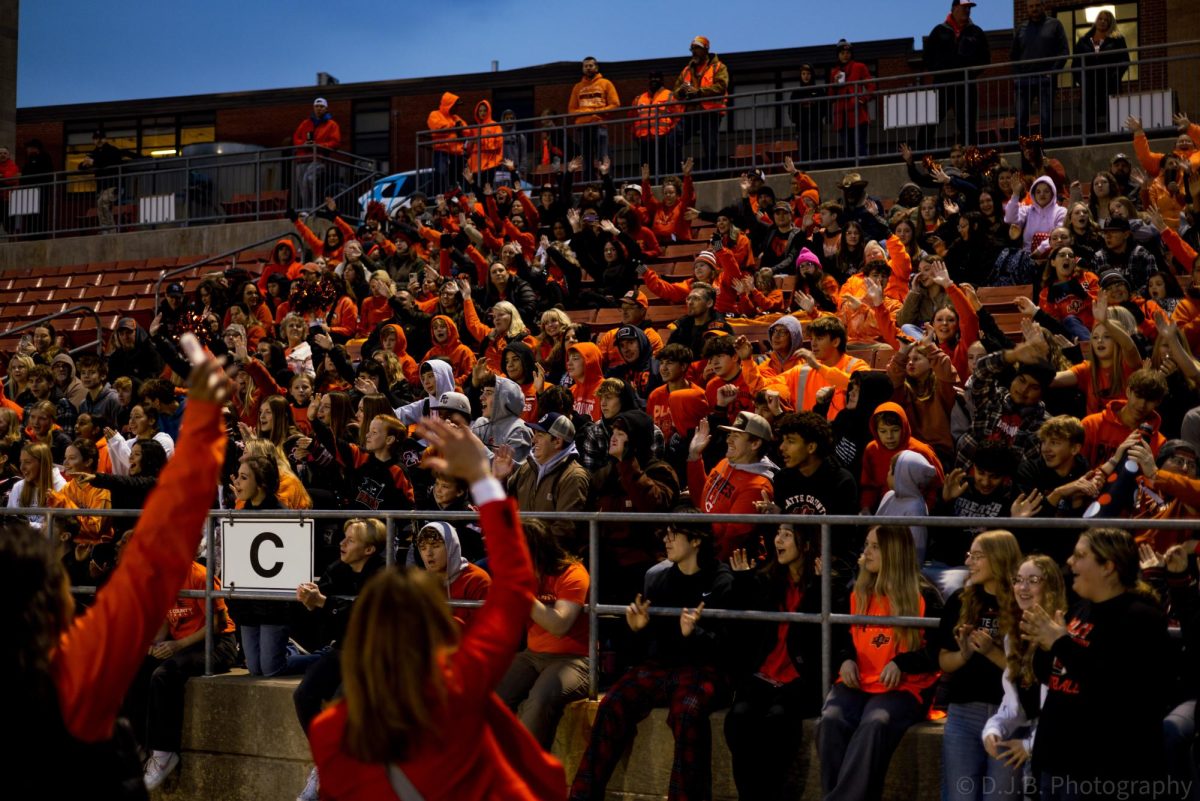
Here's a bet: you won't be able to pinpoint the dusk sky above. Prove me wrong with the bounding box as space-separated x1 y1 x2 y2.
17 1 1015 108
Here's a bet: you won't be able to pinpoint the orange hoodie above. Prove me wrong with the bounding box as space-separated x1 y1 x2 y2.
859 402 945 511
428 92 468 155
382 324 421 386
687 456 777 560
1081 400 1165 468
568 342 605 422
646 381 702 444
421 315 477 386
466 100 504 174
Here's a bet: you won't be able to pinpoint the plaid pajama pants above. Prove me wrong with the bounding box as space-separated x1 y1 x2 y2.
568 661 730 801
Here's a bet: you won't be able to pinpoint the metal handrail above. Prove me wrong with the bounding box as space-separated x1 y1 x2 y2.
1 304 104 358
34 503 1195 694
151 230 306 319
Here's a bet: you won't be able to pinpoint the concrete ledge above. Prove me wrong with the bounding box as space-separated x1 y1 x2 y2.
156 671 944 801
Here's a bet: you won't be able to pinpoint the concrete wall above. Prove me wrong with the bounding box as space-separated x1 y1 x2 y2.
0 219 292 272
155 671 944 801
0 0 17 154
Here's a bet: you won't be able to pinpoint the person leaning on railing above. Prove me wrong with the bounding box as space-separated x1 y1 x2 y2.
0 349 229 798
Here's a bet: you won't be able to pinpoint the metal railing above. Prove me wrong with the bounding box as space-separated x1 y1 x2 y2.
415 39 1200 188
0 144 382 241
41 505 1196 697
1 303 104 359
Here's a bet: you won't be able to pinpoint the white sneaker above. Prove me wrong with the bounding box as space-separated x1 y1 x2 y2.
143 750 180 791
297 766 320 801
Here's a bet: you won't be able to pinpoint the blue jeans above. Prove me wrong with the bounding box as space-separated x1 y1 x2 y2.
1061 315 1092 342
818 683 925 801
943 701 1025 801
838 123 868 159
1015 76 1055 136
241 624 307 677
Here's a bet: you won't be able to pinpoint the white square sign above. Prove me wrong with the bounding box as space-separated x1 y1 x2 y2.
221 518 314 591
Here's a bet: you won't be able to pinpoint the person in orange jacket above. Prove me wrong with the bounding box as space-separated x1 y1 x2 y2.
293 97 342 210
568 56 620 181
685 411 777 561
767 316 869 421
421 315 477 387
257 238 303 294
566 342 605 422
2 354 230 797
858 401 945 512
631 70 680 176
1127 112 1200 179
673 35 729 173
429 91 468 193
465 100 504 187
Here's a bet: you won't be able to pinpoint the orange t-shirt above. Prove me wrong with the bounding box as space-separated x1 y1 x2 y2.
1070 361 1136 416
847 592 938 701
527 561 589 655
166 562 236 640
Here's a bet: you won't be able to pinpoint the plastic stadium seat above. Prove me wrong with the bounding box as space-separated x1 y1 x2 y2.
566 309 597 325
646 304 686 324
144 257 177 270
11 277 45 290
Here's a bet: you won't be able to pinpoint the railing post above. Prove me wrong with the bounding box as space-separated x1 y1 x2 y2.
204 517 215 677
385 517 396 568
820 522 833 694
45 510 55 553
1080 62 1088 145
588 518 600 700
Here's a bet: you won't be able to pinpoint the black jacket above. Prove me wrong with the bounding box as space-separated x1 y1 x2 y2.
925 20 991 78
638 560 735 670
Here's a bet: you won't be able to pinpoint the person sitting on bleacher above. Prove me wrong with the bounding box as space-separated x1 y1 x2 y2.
603 325 659 402
640 158 695 245
665 283 733 373
594 290 664 370
767 316 868 421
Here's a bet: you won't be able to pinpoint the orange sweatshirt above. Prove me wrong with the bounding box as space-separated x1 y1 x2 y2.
858 402 945 511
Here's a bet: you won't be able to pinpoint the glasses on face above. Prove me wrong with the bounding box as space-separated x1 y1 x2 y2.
1011 574 1045 587
965 551 987 562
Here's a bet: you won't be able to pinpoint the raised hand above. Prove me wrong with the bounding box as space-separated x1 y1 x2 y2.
1125 115 1143 134
1174 112 1192 132
783 155 797 174
641 163 651 184
683 207 701 221
1092 291 1108 324
681 157 694 177
927 259 952 288
1020 603 1068 650
567 156 584 173
734 334 753 361
1010 489 1044 518
942 467 970 502
1015 295 1038 317
688 417 712 460
491 444 516 480
626 593 651 632
598 156 611 175
899 143 913 164
1139 542 1166 571
415 417 492 483
863 277 884 308
730 548 753 572
754 487 780 515
795 291 816 313
943 198 959 216
716 383 741 408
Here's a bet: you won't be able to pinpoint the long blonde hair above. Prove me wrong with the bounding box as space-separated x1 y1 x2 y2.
492 301 527 339
957 530 1022 630
18 443 55 508
341 570 459 762
853 526 925 652
1001 554 1067 688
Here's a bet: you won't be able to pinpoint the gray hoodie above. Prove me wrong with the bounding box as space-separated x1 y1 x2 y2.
875 450 938 561
470 376 533 464
407 521 470 586
767 315 804 354
395 359 457 426
51 353 87 410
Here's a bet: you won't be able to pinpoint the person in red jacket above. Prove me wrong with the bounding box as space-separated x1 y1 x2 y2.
1081 368 1168 468
293 97 342 209
257 238 303 294
829 40 875 158
307 417 565 801
859 401 945 512
686 411 777 560
2 348 229 797
421 315 477 387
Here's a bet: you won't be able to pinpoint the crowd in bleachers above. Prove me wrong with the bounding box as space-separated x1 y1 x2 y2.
5 20 1200 801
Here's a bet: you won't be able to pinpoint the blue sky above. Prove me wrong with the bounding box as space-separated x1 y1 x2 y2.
17 1 1015 107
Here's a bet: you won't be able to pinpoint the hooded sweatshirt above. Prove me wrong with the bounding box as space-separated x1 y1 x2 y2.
832 371 904 480
51 354 87 411
502 341 540 423
875 450 939 560
568 342 605 422
381 323 421 386
859 402 945 511
421 316 476 386
395 359 457 426
1004 175 1067 252
466 100 504 174
428 92 467 155
259 238 301 291
760 315 806 378
408 522 491 630
470 376 533 465
687 452 778 561
604 325 658 401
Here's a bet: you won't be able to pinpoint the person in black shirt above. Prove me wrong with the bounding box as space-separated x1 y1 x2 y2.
1015 415 1095 561
938 529 1025 801
1022 528 1171 799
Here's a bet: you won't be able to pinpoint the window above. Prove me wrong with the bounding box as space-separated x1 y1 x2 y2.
352 99 391 172
63 115 216 189
1055 3 1139 88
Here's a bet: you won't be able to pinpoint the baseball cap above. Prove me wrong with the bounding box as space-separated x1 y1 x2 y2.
431 391 471 418
313 97 328 107
582 209 599 222
619 290 649 309
1111 152 1131 164
300 261 321 274
166 282 185 296
614 325 640 342
691 36 710 50
116 317 137 331
719 411 775 442
529 412 576 442
1100 217 1131 233
952 0 976 7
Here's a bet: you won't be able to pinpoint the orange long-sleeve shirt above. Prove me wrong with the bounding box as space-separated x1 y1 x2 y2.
51 399 225 743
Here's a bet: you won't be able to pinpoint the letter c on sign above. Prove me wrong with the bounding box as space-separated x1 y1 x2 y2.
250 532 284 578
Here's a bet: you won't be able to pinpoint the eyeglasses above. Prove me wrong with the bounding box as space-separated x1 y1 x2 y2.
965 551 987 562
1166 455 1198 469
1011 575 1045 587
